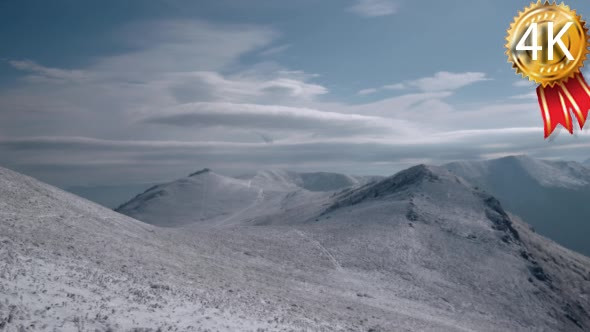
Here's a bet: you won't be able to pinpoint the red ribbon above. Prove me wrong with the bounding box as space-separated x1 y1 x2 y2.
537 73 590 138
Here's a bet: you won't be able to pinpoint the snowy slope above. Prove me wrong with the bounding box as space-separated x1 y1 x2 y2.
0 166 317 331
443 155 590 256
2 165 590 331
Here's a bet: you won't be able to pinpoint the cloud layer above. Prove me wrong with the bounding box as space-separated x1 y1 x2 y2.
1 14 586 188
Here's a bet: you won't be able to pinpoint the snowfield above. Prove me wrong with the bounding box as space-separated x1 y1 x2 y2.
1 165 590 331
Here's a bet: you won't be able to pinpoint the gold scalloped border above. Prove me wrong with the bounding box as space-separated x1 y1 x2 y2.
505 1 590 87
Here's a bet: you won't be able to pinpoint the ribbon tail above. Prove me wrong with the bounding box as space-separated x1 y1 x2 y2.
537 85 573 138
558 73 590 130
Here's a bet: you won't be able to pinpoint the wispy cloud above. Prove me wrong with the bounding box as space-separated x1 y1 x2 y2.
357 71 489 95
358 88 378 95
96 20 278 73
1 19 328 139
167 71 328 103
142 102 409 136
382 83 405 90
259 44 291 56
9 60 90 83
348 0 398 17
407 72 490 92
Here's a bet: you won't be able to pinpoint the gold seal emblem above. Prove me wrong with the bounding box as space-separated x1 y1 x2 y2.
506 1 590 87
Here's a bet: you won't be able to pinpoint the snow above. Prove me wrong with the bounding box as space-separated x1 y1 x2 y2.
2 164 590 331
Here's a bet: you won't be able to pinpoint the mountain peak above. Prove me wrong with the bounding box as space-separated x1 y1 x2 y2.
115 170 262 227
327 164 452 212
398 163 439 179
379 164 443 190
188 168 211 177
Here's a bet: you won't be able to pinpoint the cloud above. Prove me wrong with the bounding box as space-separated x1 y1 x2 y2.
357 83 404 95
407 71 490 92
0 136 251 150
346 91 454 115
358 88 378 95
259 44 291 56
357 71 489 95
96 20 277 73
1 19 328 140
166 71 328 103
2 18 582 188
383 83 405 90
2 128 587 186
9 60 90 83
142 102 408 136
348 0 398 17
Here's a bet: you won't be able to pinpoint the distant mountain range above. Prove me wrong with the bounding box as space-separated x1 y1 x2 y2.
69 170 380 209
443 155 590 256
3 163 590 330
115 169 380 227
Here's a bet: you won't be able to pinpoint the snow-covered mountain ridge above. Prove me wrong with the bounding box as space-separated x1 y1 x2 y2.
116 168 378 227
2 164 590 331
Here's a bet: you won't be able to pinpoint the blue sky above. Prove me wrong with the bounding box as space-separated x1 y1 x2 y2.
1 0 590 186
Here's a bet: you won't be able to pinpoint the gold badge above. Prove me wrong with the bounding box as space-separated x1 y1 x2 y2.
506 1 589 86
506 1 590 138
